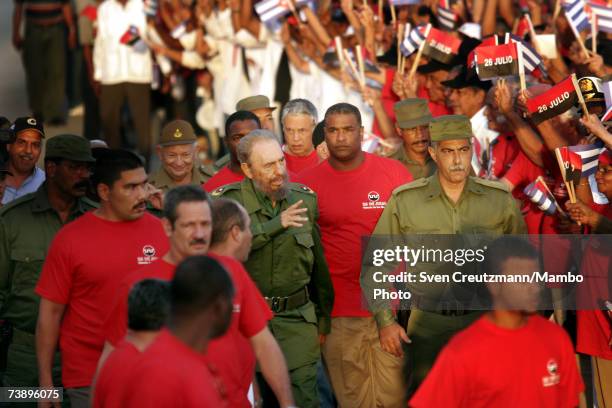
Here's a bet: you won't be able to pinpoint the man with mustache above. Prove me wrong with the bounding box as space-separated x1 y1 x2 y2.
362 115 526 399
101 186 294 408
2 117 46 205
35 150 168 407
212 129 334 408
0 134 96 394
389 99 437 179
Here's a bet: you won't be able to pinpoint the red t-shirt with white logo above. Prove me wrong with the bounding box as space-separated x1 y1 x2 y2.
103 254 272 408
409 315 584 408
103 259 175 346
284 149 320 175
123 329 226 408
297 153 413 317
92 340 141 408
203 166 244 192
35 212 168 388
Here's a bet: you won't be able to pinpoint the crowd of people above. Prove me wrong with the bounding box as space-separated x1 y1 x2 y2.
1 0 612 406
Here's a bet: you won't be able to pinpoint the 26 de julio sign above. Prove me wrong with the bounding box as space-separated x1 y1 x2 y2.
525 76 578 124
474 43 518 80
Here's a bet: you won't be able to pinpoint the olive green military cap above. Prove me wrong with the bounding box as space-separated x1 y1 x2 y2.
429 115 472 142
159 119 197 146
236 95 276 112
394 98 433 129
45 134 95 162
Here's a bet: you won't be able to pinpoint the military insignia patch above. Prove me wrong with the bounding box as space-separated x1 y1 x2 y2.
173 128 183 138
211 186 224 196
301 186 314 194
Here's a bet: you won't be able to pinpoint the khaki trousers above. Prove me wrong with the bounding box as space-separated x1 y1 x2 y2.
322 317 405 408
593 356 612 408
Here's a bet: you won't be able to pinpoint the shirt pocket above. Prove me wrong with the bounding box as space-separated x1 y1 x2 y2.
10 249 46 290
291 232 315 278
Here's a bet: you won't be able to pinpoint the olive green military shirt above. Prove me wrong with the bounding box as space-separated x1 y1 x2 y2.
0 184 97 333
149 164 211 194
389 147 437 180
211 179 334 334
361 174 527 328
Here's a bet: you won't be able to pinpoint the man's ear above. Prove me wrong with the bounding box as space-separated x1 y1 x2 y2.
241 162 254 179
359 126 364 142
161 217 173 238
395 125 402 138
97 183 111 203
44 161 58 178
428 146 437 163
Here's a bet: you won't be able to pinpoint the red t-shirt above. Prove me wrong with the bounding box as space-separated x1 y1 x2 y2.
123 329 226 408
487 133 520 180
284 149 320 175
503 151 547 234
297 153 413 317
409 315 584 408
104 259 175 346
203 166 244 192
103 254 272 408
92 340 141 408
416 85 451 117
372 68 400 137
35 212 168 388
576 204 612 360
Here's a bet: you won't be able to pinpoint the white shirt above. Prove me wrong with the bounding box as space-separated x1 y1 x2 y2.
470 106 499 176
204 9 251 120
94 0 152 85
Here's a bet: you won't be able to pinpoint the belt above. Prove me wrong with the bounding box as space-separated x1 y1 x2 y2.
265 287 309 313
412 297 470 317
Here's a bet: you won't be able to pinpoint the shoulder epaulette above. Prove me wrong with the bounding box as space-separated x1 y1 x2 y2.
472 177 510 192
392 177 429 195
289 183 315 195
210 182 241 197
0 193 37 216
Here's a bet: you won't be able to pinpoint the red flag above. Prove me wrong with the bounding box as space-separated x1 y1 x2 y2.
422 27 461 64
556 146 583 184
80 4 98 22
120 26 141 46
514 15 530 38
475 43 519 79
525 76 578 124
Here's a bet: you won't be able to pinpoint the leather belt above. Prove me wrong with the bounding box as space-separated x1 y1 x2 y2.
265 287 309 313
411 297 470 317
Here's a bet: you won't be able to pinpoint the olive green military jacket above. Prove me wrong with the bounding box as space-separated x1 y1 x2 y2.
389 147 437 180
361 174 527 328
0 184 97 333
212 179 334 334
149 164 211 194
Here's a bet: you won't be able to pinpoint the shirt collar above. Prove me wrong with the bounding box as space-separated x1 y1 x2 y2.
31 182 91 215
424 175 485 202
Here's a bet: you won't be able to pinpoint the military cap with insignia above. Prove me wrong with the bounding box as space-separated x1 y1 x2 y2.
11 116 45 138
45 134 96 162
236 95 276 112
429 115 473 142
159 119 197 147
394 98 433 129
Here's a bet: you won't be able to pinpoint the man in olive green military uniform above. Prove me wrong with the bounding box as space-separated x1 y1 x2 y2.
0 134 96 393
149 120 211 194
236 95 276 132
389 99 437 179
361 115 526 397
211 129 334 408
